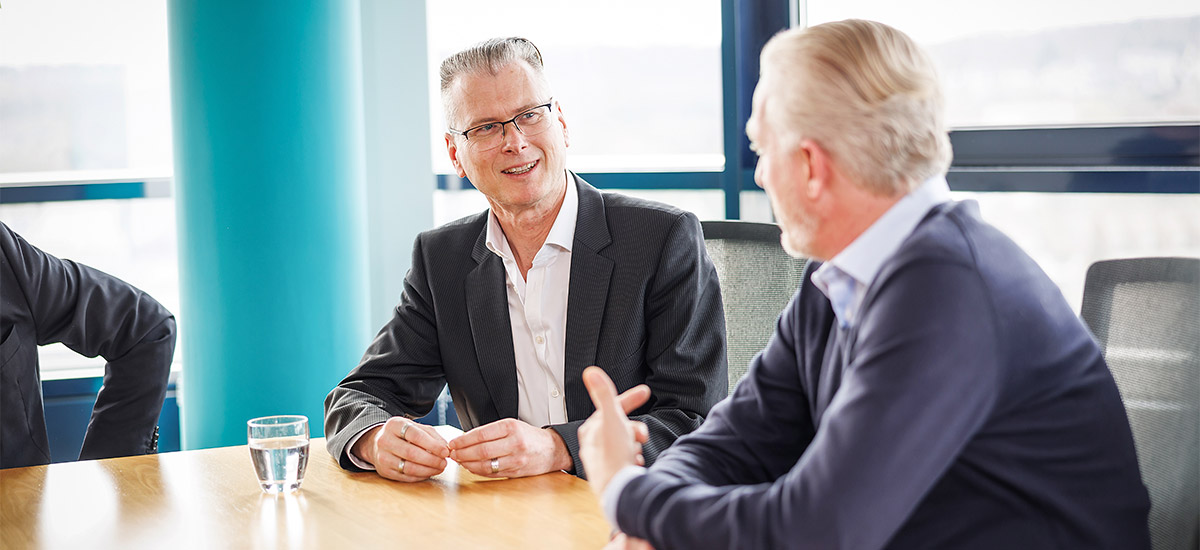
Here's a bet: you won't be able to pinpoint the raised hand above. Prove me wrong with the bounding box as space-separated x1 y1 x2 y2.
579 366 652 496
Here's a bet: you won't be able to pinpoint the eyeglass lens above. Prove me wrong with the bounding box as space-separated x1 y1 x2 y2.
465 104 553 149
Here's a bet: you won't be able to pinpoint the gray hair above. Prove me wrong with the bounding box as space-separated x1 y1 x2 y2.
759 20 952 195
439 37 548 129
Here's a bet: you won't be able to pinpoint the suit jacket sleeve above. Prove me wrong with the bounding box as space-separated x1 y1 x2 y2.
323 233 447 470
550 211 728 477
1 222 175 460
614 259 1003 549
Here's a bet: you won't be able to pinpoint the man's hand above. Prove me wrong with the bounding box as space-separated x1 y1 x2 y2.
352 417 450 482
605 532 656 550
447 419 572 478
579 366 652 496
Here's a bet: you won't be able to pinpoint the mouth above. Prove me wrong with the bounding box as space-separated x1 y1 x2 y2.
501 160 539 175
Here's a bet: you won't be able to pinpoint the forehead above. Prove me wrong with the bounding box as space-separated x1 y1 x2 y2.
746 81 772 140
446 61 549 125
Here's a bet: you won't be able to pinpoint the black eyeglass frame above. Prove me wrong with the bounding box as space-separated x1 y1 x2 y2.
448 99 555 143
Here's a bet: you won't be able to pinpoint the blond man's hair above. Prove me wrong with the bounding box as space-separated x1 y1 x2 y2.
760 19 952 195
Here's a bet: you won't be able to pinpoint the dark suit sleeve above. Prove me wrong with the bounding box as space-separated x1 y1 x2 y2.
551 211 728 476
2 222 175 460
614 260 1003 550
323 234 447 470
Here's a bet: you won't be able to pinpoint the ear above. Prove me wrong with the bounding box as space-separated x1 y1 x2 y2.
445 133 467 178
555 101 570 148
798 139 832 200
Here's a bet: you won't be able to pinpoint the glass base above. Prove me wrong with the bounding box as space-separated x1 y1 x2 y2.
260 481 303 494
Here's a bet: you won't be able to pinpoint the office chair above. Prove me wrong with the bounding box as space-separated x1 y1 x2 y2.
701 220 808 392
1080 257 1200 550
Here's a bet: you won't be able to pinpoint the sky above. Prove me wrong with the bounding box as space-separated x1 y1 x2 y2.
806 0 1200 44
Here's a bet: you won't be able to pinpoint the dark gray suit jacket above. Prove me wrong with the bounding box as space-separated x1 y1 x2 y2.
324 174 728 477
1 221 176 469
613 201 1150 549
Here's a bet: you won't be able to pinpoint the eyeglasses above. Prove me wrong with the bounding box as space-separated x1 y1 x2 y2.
449 100 555 151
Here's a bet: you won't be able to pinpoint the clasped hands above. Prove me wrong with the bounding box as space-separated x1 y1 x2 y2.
354 415 569 481
353 367 652 484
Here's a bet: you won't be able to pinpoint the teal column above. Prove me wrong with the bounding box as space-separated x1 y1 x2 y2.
167 0 370 449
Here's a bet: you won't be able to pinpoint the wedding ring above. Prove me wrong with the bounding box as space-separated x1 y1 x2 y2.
399 421 411 441
490 458 500 474
399 458 406 475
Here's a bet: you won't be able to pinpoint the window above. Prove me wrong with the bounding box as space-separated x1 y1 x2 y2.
803 0 1200 127
0 0 174 178
425 0 725 174
786 1 1200 312
0 0 176 375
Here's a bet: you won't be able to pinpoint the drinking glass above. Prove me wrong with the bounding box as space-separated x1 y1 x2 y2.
247 415 310 494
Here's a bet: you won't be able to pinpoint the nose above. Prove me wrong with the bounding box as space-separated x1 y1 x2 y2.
501 121 530 153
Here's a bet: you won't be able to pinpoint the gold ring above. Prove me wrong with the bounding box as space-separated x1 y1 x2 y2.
490 458 500 474
399 421 411 441
399 458 406 475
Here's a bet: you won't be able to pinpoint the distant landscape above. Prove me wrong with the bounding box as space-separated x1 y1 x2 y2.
2 16 1197 175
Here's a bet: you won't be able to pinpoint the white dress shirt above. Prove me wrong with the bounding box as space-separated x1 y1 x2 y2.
346 179 578 469
601 174 953 523
484 178 577 428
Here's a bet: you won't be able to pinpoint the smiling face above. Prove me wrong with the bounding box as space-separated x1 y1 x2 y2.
443 60 570 218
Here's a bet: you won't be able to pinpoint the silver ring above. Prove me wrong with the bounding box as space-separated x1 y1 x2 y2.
399 421 411 441
490 458 500 474
399 459 406 476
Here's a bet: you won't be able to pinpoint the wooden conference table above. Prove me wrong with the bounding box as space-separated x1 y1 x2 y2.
0 433 611 549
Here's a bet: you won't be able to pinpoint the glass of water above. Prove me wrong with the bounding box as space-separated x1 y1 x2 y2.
247 415 310 494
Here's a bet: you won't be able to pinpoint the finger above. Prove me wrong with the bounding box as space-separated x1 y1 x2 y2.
394 457 446 480
448 420 512 450
583 366 624 420
388 441 450 471
375 453 446 482
603 533 628 550
629 421 649 444
448 438 508 463
617 384 652 414
403 423 451 457
379 431 450 470
457 457 508 478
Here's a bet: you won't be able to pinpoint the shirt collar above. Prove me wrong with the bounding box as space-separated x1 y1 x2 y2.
485 172 578 260
812 175 951 327
824 174 952 288
544 174 577 252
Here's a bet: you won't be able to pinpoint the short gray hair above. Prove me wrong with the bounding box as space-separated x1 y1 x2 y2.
760 20 952 195
439 37 548 128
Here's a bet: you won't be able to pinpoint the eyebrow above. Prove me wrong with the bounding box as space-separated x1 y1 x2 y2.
464 100 547 129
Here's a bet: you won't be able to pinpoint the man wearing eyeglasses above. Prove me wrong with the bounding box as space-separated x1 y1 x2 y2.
324 37 727 482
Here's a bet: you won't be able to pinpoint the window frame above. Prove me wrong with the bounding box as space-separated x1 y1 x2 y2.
3 0 1197 211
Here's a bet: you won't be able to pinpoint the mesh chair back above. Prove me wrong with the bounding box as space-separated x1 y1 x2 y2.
1081 257 1200 550
702 221 808 392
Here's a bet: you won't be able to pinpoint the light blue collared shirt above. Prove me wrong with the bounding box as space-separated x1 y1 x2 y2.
810 175 953 329
600 174 953 527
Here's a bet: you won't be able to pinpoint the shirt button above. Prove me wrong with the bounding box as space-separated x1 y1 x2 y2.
535 335 544 344
551 388 560 398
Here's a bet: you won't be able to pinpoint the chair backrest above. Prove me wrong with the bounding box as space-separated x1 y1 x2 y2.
1080 257 1200 550
702 220 808 392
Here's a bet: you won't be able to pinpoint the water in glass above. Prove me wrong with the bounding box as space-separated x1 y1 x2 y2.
249 436 309 494
247 415 309 494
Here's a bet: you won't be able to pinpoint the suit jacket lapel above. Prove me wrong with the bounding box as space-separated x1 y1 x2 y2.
465 225 519 420
564 174 614 419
